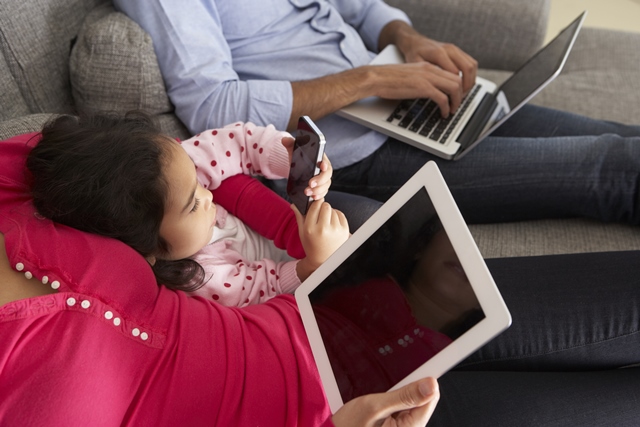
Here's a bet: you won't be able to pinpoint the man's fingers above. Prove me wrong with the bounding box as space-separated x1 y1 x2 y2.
452 51 478 93
426 71 463 117
428 44 460 76
422 43 477 96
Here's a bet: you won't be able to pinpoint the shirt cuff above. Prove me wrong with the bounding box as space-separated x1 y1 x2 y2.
246 79 294 132
265 131 293 179
278 260 303 294
359 3 412 52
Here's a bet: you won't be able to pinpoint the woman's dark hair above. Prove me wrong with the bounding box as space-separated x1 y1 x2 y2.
26 111 205 291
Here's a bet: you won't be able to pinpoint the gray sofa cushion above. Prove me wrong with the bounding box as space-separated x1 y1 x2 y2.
69 4 172 115
470 219 640 259
0 52 29 121
478 28 640 125
530 28 640 125
385 0 549 71
0 112 188 142
0 114 56 141
0 0 105 115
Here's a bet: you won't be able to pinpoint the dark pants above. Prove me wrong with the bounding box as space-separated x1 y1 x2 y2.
332 105 640 225
429 251 640 426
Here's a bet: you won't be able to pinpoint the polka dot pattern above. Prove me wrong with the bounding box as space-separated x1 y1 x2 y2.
174 122 297 307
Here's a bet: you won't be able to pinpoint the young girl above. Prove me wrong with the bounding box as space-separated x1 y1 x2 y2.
26 111 350 306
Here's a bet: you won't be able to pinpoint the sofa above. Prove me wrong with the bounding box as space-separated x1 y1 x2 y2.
1 0 639 258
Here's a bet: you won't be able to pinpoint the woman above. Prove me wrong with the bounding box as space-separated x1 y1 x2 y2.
1 131 639 426
0 131 436 426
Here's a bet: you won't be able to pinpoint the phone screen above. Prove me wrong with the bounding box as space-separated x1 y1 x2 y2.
287 117 325 215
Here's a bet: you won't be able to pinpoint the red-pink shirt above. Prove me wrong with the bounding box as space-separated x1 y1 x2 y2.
0 133 333 426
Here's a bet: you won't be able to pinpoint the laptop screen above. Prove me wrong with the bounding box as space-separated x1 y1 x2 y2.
497 13 584 110
307 187 485 402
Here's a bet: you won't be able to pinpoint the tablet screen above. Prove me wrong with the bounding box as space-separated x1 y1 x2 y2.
308 187 485 402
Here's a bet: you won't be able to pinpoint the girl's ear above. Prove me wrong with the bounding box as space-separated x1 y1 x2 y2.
145 255 157 266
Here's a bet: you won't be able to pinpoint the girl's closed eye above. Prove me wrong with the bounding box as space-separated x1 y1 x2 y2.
190 198 200 213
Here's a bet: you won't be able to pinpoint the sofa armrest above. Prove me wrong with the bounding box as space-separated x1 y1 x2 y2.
384 0 550 71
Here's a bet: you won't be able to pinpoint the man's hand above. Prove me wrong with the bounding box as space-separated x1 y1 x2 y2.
293 199 349 281
381 20 478 93
288 22 478 127
367 20 478 117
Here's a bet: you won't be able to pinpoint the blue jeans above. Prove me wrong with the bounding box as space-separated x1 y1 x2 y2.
428 251 640 426
332 105 640 224
327 107 640 425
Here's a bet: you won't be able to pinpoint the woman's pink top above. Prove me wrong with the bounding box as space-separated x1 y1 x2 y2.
0 133 333 426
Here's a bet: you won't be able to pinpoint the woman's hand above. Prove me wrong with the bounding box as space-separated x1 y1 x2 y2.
332 377 440 427
293 199 350 281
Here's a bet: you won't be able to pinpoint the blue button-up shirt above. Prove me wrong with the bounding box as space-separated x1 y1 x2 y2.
113 0 410 168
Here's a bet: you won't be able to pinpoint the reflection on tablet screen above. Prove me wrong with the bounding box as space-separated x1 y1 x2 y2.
309 188 485 402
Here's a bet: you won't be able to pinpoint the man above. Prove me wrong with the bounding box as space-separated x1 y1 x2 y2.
114 0 640 225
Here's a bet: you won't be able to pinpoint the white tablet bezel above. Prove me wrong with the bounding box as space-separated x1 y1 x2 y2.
294 161 512 413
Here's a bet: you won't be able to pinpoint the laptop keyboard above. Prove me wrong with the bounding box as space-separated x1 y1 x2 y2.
386 84 481 144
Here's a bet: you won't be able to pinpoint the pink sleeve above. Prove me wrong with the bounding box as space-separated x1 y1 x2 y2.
212 174 305 259
190 243 301 307
181 122 291 190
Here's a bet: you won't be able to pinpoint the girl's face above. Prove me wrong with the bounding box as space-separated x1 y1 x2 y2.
409 230 479 314
158 141 216 260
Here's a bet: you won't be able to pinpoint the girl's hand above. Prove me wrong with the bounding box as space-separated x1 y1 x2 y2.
306 153 332 200
332 378 440 427
281 136 333 201
281 136 295 159
292 199 350 281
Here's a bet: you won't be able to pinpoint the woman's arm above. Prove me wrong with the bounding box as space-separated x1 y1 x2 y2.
332 377 440 427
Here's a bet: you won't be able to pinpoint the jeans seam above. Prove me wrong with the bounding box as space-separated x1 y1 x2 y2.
457 327 640 368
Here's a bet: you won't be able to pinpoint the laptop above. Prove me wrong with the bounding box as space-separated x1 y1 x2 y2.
336 11 587 160
295 161 512 412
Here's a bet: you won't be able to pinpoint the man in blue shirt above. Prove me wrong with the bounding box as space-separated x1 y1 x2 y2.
114 0 640 225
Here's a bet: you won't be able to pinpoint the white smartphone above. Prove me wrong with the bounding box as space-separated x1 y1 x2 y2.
286 116 326 215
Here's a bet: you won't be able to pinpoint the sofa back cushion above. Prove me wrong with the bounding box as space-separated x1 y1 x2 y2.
0 0 106 117
69 4 172 115
0 53 29 121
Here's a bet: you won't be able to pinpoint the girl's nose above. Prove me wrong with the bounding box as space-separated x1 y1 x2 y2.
203 188 214 210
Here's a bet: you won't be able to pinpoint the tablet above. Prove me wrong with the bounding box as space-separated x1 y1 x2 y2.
295 161 512 412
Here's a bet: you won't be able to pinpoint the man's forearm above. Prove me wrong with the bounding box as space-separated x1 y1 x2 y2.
287 20 428 130
378 19 418 52
288 68 375 131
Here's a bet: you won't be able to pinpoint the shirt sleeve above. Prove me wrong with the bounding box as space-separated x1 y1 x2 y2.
180 122 292 190
112 0 294 134
212 174 306 259
190 243 301 307
329 0 411 51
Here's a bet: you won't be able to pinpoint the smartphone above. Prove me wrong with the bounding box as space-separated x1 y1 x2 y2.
286 116 326 215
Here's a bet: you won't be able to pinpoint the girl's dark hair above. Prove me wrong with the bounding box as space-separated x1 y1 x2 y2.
26 111 205 291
